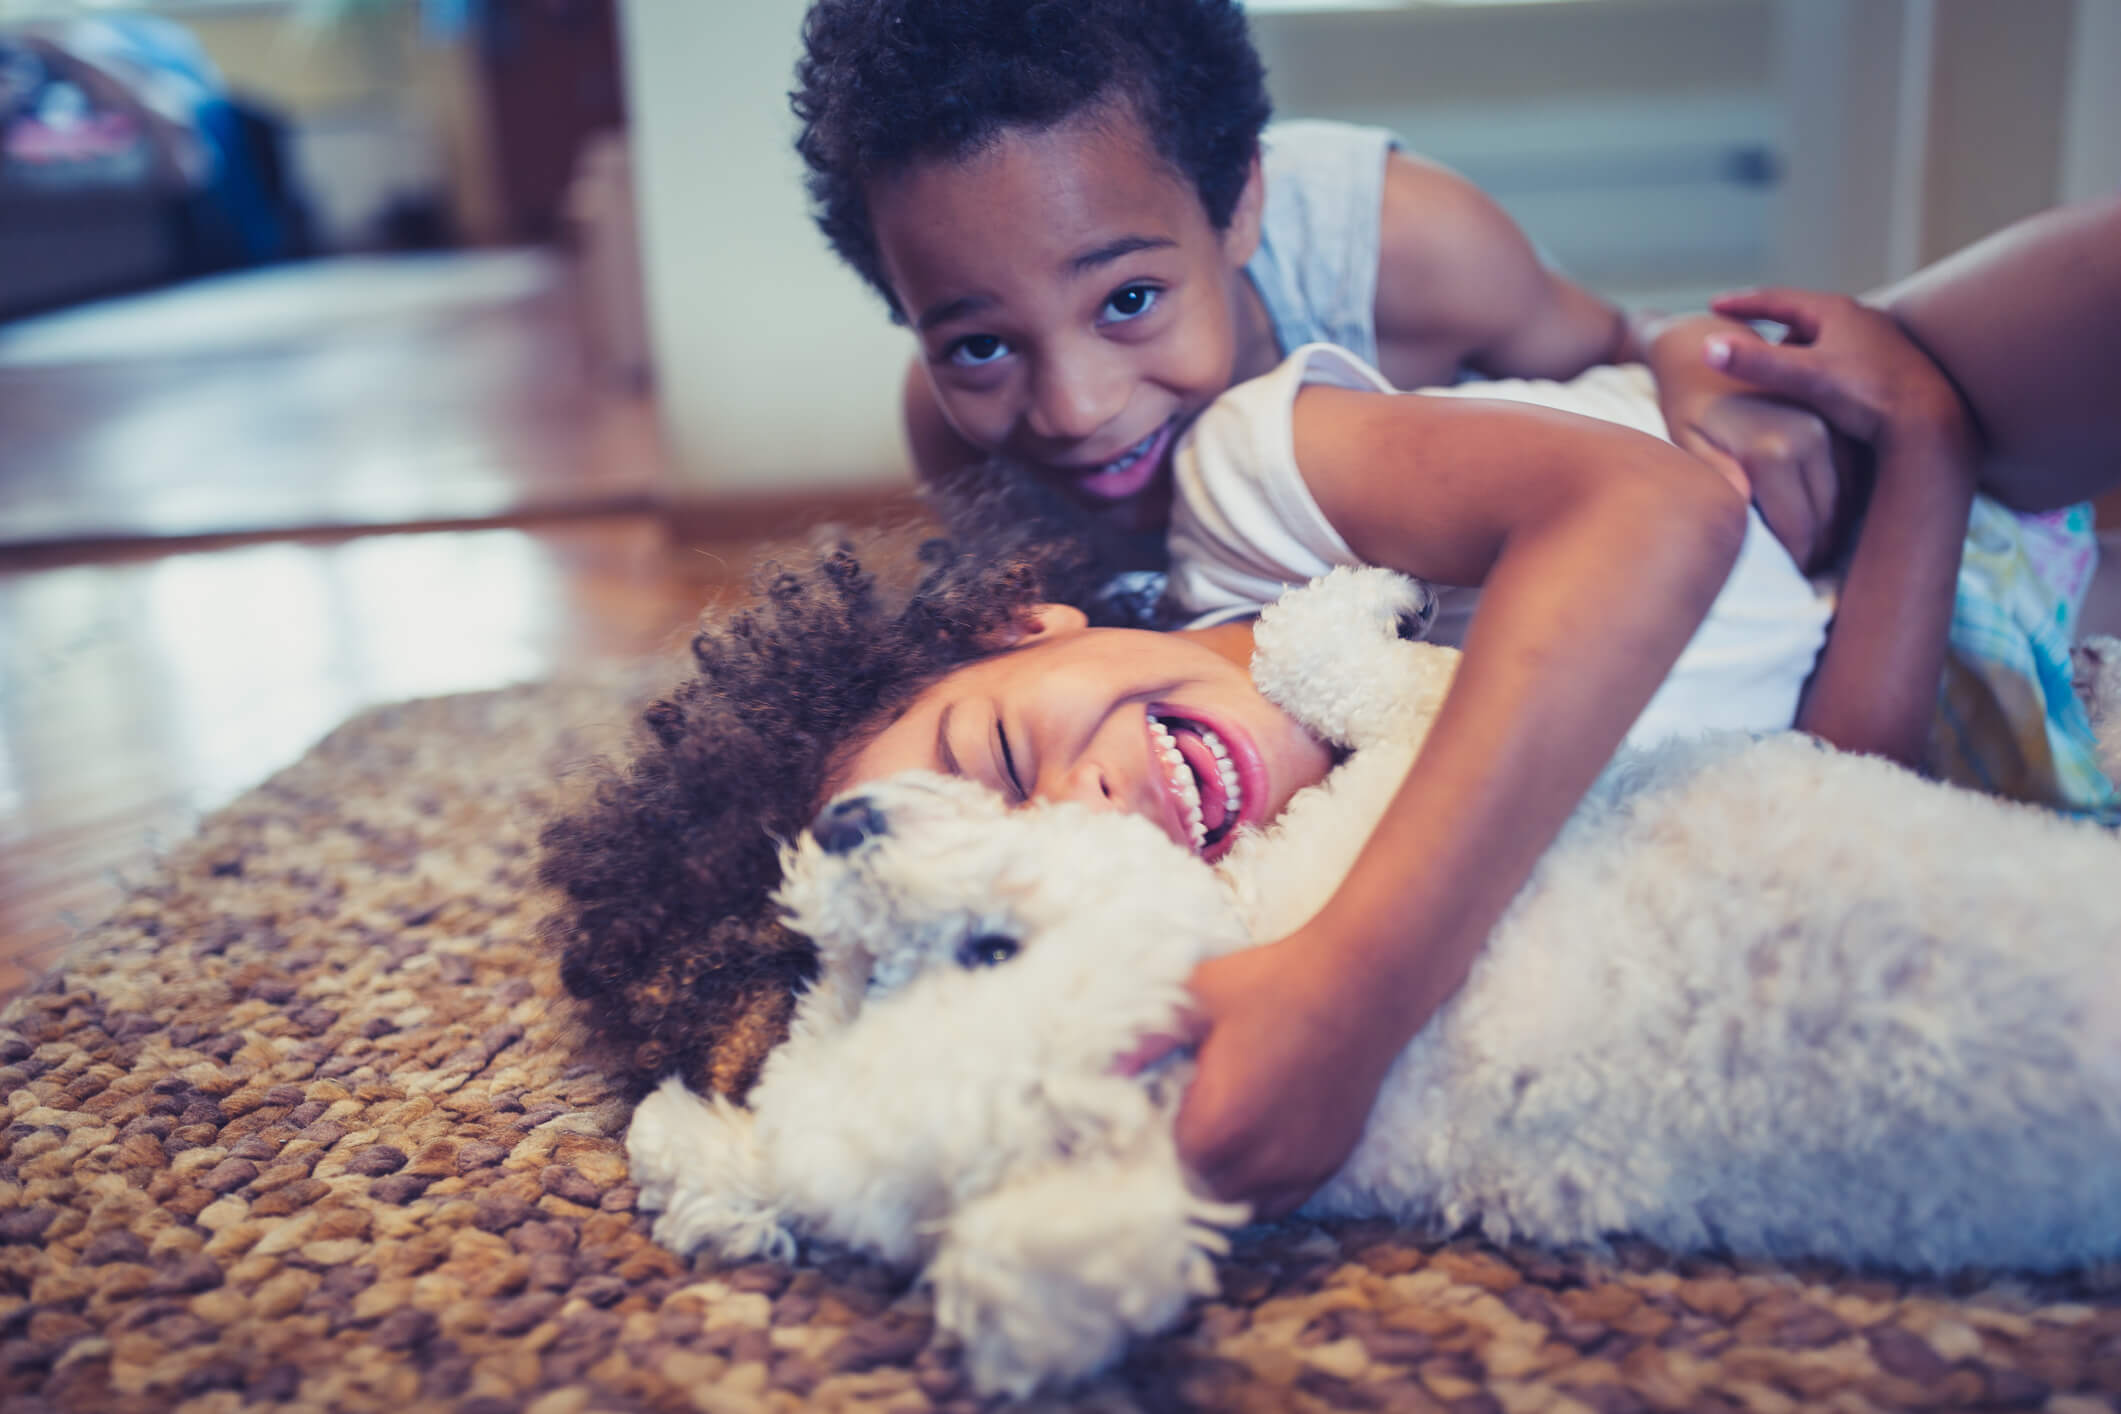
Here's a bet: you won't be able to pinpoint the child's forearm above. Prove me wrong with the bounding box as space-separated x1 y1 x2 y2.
1699 286 1983 769
1794 423 1977 767
1309 469 1747 1036
1872 195 2121 513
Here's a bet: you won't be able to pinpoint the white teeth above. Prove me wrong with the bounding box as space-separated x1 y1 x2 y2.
1148 717 1204 849
1203 730 1243 816
1096 428 1159 475
1149 715 1243 852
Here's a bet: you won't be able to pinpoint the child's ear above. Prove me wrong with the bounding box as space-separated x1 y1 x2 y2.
984 604 1089 650
1222 151 1265 268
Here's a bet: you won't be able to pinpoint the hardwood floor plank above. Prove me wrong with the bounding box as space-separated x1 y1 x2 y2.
0 254 769 1005
0 251 664 548
0 519 715 998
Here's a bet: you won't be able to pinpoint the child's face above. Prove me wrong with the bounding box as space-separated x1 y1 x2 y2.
868 103 1266 532
836 609 1332 862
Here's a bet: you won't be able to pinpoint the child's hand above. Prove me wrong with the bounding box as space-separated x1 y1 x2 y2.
1644 315 1845 572
1718 287 1981 769
1705 288 1977 461
1167 928 1411 1216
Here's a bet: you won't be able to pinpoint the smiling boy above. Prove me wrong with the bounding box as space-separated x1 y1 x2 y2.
793 0 1842 558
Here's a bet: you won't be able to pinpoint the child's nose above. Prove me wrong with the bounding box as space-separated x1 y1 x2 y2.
1025 350 1126 443
1039 759 1117 811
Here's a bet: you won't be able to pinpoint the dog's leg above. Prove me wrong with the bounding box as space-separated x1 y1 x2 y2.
926 1145 1246 1399
626 1077 796 1262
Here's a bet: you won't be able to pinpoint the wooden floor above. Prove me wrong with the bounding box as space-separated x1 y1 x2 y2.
0 253 756 999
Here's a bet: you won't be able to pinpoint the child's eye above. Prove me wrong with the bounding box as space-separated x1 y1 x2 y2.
997 722 1028 802
1100 285 1160 324
947 334 1010 367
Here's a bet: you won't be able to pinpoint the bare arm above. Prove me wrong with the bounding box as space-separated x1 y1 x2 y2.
1177 389 1748 1211
1371 153 1847 572
1869 195 2121 513
1304 390 1749 1017
1795 426 1972 767
1370 152 1628 388
1708 289 1980 768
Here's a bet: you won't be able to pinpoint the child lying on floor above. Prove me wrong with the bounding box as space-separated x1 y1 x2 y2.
542 246 2118 1223
790 0 2121 1209
832 293 2021 1222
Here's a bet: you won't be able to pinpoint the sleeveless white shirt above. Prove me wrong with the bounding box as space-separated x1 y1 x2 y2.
1168 344 1836 749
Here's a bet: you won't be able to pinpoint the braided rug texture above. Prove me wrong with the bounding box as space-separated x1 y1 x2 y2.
4 677 2120 1414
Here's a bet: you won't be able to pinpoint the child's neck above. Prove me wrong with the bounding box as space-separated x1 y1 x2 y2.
1182 618 1258 675
1230 267 1283 387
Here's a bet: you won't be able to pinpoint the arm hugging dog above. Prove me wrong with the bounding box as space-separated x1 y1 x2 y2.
625 568 2121 1397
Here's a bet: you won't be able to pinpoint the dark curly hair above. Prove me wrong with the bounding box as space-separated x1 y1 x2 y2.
791 0 1272 314
538 494 1167 1101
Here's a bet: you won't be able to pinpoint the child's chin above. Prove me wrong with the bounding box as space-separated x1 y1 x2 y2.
1061 472 1174 535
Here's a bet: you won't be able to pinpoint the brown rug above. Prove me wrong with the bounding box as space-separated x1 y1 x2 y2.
5 676 2120 1413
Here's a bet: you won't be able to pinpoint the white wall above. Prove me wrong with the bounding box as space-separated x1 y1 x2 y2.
1773 0 2100 291
2060 0 2121 204
620 0 912 494
1770 0 1926 294
1252 0 1781 308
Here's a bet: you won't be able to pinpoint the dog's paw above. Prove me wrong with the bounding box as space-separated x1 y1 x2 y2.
927 1156 1243 1397
626 1077 795 1263
652 1196 796 1265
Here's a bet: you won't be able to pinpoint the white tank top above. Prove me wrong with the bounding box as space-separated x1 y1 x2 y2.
1168 344 1837 749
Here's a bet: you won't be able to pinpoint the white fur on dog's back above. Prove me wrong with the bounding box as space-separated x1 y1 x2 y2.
1308 736 2121 1269
1228 569 2121 1270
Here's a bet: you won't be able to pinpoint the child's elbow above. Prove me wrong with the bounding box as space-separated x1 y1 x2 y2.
1698 473 1751 563
1643 454 1750 582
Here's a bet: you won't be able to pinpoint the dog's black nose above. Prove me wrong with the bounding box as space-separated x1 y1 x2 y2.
814 796 886 854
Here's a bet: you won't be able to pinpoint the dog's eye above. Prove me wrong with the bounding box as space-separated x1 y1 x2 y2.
955 934 1019 969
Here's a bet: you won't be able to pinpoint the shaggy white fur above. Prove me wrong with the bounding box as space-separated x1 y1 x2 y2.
627 568 2121 1397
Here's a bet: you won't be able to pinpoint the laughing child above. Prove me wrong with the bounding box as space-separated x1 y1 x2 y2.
699 0 2121 1212
546 268 2121 1219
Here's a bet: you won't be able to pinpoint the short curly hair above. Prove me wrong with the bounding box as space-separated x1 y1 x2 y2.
538 496 1164 1101
791 0 1272 314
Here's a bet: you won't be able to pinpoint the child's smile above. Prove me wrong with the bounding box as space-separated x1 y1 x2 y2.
867 100 1279 531
1057 417 1181 508
834 608 1331 863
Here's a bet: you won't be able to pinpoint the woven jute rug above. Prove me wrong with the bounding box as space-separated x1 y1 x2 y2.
5 675 2120 1414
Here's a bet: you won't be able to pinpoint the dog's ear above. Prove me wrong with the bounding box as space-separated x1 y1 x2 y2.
978 603 1089 652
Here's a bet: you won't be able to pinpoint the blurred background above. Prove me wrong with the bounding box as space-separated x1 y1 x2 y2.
2 0 2118 993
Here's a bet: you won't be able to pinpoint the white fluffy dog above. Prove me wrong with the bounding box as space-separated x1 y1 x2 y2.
628 568 2121 1397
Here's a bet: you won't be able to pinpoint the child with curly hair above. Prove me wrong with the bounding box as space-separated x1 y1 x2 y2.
540 507 1150 1104
776 0 2121 1212
544 212 2119 1214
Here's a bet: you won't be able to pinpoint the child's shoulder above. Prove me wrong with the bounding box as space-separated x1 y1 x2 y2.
1255 117 1540 302
1373 153 1553 357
